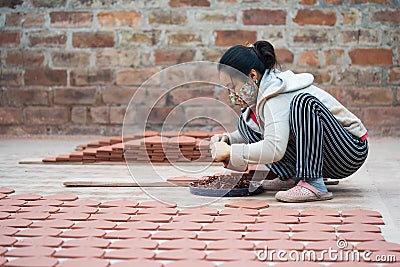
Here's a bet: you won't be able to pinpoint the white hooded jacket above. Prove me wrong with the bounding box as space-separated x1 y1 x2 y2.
227 70 368 171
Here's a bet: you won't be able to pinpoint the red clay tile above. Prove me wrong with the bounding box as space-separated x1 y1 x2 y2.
259 207 300 217
178 207 219 216
291 223 335 232
214 214 257 224
5 257 58 267
0 227 18 236
337 223 381 233
0 247 6 256
0 205 20 213
291 231 337 241
155 249 206 260
0 194 6 199
115 221 159 230
0 218 32 228
137 207 177 215
158 238 206 250
49 212 90 221
98 207 138 215
246 222 290 232
257 215 299 224
255 240 305 251
19 206 60 213
100 200 138 208
356 240 400 252
23 199 63 207
89 213 131 222
0 212 9 220
16 228 62 237
196 230 242 240
244 231 289 241
207 239 255 250
0 235 17 246
60 228 106 238
0 187 15 194
300 208 341 217
10 193 42 201
225 201 269 210
30 219 74 229
137 200 177 208
0 257 6 267
61 199 101 207
105 248 155 259
165 261 216 267
131 214 172 223
342 215 384 225
57 258 110 267
12 211 50 220
273 263 325 267
298 214 342 224
158 221 202 231
72 220 116 230
151 230 197 240
206 250 256 261
54 247 105 258
219 208 259 216
44 193 78 201
202 222 246 232
0 199 26 206
305 240 354 251
59 206 98 214
62 237 110 248
6 247 55 257
338 232 384 242
174 214 214 223
111 260 162 267
105 229 151 239
109 238 158 249
341 209 382 218
14 237 63 247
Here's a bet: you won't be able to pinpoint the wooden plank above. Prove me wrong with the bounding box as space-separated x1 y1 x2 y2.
63 181 190 187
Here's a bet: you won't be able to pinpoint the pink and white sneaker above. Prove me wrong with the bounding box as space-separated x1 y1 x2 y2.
275 180 333 203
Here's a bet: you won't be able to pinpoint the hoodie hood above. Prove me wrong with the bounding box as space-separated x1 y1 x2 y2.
257 70 314 102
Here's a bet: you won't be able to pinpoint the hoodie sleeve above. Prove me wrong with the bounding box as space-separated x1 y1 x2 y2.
229 95 290 170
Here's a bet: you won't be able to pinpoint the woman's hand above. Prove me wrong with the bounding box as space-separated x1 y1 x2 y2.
211 141 230 162
210 134 229 144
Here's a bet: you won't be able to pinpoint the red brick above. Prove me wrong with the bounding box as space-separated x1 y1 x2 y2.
98 11 141 27
27 31 67 48
300 0 317 4
294 9 337 26
167 31 202 46
70 69 113 86
71 0 115 8
195 10 236 24
169 0 210 7
325 0 343 3
154 49 195 66
0 31 20 47
71 107 87 124
349 48 393 65
5 12 46 27
0 108 22 125
50 12 93 28
31 0 67 8
335 69 381 86
298 50 319 66
338 29 380 45
0 0 23 8
102 87 136 104
51 51 91 68
275 48 294 64
110 106 126 124
116 68 159 86
96 50 140 68
148 10 187 25
54 88 97 105
371 9 400 25
214 30 257 47
169 87 215 105
363 107 400 129
4 88 49 107
243 9 286 25
90 107 110 124
6 50 45 67
72 32 115 48
293 29 330 44
120 30 161 47
341 9 361 25
24 107 69 125
350 0 390 4
25 69 67 86
0 69 23 86
389 68 400 84
324 49 344 65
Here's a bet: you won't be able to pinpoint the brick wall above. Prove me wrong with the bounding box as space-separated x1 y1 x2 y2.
0 0 399 136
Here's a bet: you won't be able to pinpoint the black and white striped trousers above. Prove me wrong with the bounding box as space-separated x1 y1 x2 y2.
237 93 369 181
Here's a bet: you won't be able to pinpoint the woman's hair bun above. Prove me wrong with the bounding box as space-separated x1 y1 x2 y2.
253 41 278 71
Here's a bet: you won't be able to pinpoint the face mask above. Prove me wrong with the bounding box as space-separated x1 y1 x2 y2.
228 80 258 108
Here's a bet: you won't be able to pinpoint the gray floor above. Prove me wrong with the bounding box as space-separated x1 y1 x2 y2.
0 136 399 243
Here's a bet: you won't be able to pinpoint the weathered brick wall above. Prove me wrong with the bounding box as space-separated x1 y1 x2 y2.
0 0 399 136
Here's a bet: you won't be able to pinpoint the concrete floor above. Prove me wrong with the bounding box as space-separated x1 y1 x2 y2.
0 136 399 243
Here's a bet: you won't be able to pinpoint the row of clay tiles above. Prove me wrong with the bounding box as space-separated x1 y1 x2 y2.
0 187 399 267
42 131 219 163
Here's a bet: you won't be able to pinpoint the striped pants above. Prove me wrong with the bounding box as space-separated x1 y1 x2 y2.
237 93 369 181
